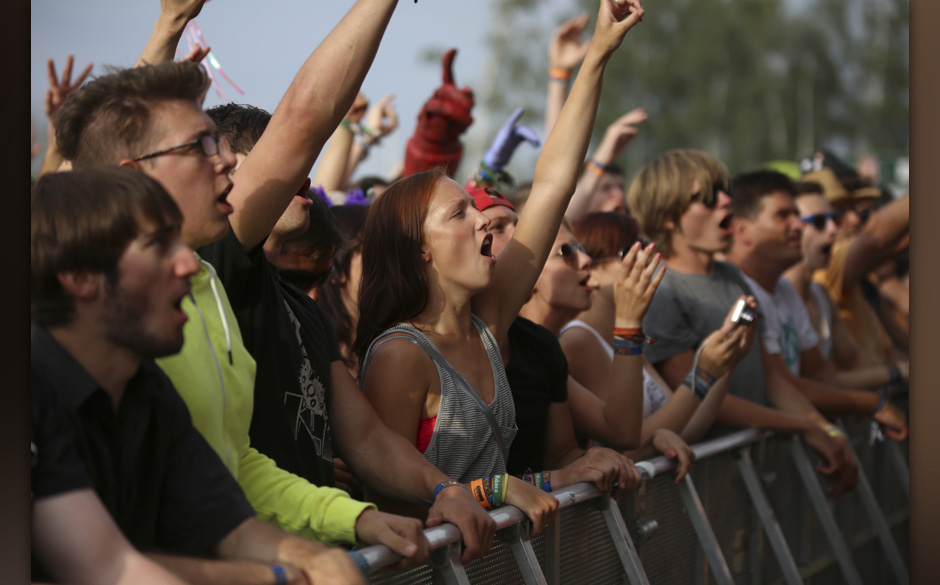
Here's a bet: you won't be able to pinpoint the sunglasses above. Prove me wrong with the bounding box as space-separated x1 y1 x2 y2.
554 242 588 268
690 181 728 209
588 245 632 268
277 265 334 291
800 212 842 231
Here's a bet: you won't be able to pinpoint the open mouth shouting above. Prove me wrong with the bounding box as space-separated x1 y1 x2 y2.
481 233 495 260
218 182 234 214
718 212 734 236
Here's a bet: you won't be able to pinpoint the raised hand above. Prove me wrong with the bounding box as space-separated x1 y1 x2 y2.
613 241 666 328
362 94 399 142
591 0 644 59
179 42 211 64
594 107 647 165
650 428 695 483
161 0 206 22
482 107 540 171
550 13 591 72
346 92 370 124
44 56 93 120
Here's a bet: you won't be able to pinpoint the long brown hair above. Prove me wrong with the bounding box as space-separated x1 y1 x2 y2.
574 212 640 260
353 167 446 370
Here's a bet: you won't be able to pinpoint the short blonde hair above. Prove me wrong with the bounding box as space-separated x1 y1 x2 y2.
626 149 728 258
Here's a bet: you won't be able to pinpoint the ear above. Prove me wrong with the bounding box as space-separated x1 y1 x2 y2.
420 247 431 263
57 271 104 301
118 159 144 172
663 218 675 231
732 217 753 246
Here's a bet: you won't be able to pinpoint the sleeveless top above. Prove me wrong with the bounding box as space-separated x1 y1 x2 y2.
560 320 668 420
360 314 517 483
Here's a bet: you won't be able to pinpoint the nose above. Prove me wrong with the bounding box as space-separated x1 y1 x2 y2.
717 189 733 208
576 247 593 270
215 135 237 174
174 244 200 278
475 207 492 231
825 216 839 236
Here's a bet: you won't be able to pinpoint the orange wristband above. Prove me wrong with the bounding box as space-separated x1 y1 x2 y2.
549 67 572 81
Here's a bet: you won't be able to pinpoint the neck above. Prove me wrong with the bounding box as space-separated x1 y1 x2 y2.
519 297 578 336
412 288 475 339
665 238 714 275
728 247 782 292
783 260 813 298
48 322 139 407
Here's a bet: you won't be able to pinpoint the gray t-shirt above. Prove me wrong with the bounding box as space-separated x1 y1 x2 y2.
643 261 767 406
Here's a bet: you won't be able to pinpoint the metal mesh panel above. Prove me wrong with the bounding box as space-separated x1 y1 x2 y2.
556 499 626 585
369 562 433 585
698 449 760 583
463 536 528 585
623 471 700 584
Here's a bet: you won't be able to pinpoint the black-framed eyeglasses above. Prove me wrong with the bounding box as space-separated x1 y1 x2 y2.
690 181 727 209
277 265 334 291
554 242 588 268
800 212 842 231
132 133 230 162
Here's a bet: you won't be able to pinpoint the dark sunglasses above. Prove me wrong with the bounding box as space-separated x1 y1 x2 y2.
690 181 727 208
589 245 631 268
277 265 334 291
554 242 588 267
800 212 842 231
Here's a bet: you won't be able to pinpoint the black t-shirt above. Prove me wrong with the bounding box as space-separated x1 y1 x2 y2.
30 325 254 561
504 316 569 475
200 229 340 487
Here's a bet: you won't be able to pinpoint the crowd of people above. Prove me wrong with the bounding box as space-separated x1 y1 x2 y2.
30 1 909 584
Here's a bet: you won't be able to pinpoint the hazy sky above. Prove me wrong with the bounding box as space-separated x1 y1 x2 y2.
31 0 578 180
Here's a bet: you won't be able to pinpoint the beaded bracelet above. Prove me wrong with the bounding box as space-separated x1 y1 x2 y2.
433 480 467 501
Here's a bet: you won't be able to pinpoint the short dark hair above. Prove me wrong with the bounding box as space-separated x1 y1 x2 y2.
205 103 272 155
729 169 796 221
31 167 182 327
281 193 343 271
55 62 209 167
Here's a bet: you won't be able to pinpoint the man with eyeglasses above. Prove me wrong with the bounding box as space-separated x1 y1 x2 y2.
630 149 860 499
724 170 907 443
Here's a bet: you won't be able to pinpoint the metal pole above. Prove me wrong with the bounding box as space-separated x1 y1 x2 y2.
788 434 863 585
677 474 735 585
506 523 549 585
737 448 803 585
598 494 652 585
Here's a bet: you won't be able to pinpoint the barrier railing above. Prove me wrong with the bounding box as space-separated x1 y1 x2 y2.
352 419 909 584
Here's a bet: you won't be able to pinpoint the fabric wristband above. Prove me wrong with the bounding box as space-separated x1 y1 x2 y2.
683 366 716 401
549 67 572 81
269 564 288 585
612 336 643 356
433 480 467 501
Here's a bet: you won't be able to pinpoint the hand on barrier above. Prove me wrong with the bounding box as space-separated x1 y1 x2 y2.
505 475 559 538
555 447 643 495
354 509 429 571
426 481 496 563
802 425 859 498
873 401 908 441
651 428 695 484
613 241 666 327
298 546 369 585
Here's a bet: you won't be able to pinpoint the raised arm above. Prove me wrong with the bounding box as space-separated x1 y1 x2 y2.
475 0 645 337
135 0 206 67
311 93 369 193
841 193 909 294
228 0 400 251
39 55 93 177
544 13 591 135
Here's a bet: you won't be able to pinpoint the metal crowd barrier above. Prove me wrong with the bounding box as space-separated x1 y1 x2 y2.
351 420 909 584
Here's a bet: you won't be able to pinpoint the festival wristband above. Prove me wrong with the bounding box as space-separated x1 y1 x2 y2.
470 478 493 510
549 67 572 81
887 365 901 385
433 480 467 501
683 366 716 401
269 564 288 585
613 336 644 356
491 474 508 508
823 423 847 440
586 159 606 176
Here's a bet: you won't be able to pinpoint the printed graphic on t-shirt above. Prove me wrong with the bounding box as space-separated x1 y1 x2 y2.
283 301 332 462
781 316 799 373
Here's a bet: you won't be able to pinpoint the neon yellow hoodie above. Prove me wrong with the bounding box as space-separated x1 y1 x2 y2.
156 257 373 546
